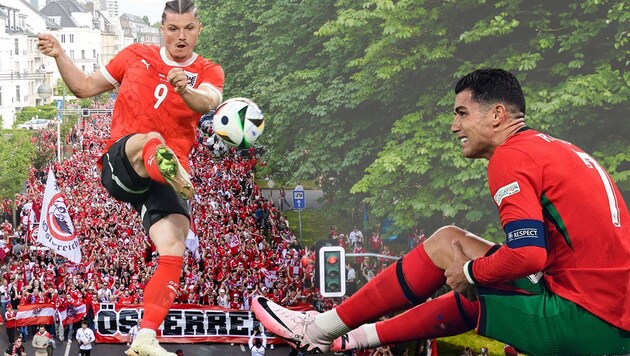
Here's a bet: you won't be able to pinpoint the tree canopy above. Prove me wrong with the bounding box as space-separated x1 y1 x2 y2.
0 127 35 200
196 0 629 239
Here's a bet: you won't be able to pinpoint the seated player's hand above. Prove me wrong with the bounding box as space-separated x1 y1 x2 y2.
445 240 476 298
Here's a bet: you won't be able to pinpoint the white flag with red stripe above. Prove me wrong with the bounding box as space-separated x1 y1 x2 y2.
186 203 199 257
58 303 87 326
37 169 81 263
16 303 56 326
186 229 199 259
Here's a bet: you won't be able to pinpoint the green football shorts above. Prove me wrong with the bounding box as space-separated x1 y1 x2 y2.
476 275 630 355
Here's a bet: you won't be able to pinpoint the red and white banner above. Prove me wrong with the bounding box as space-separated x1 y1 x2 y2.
93 303 311 344
59 303 87 327
16 303 56 327
37 168 82 263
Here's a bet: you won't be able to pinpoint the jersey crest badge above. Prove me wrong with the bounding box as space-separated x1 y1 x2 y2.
493 181 520 206
184 70 198 87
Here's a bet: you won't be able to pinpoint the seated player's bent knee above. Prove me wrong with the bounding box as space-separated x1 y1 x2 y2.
425 225 465 249
422 225 470 266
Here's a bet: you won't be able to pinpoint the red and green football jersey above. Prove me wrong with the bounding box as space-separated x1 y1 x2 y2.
101 43 224 171
480 129 630 331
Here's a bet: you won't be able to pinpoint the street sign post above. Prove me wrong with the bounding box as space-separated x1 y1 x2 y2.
292 190 305 210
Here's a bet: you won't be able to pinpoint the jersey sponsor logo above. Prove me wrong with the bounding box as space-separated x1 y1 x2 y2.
141 59 150 70
507 228 538 243
184 71 198 87
493 181 520 206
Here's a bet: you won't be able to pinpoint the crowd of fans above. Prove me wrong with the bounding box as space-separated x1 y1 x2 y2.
0 101 403 349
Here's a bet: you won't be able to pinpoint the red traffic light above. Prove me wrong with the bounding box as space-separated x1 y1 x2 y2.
327 255 338 264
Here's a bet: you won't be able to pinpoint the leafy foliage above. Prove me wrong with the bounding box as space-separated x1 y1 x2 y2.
14 104 56 124
0 128 35 199
195 0 629 238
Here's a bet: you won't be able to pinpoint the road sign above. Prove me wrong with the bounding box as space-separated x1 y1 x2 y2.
293 190 305 210
110 93 117 100
56 100 63 120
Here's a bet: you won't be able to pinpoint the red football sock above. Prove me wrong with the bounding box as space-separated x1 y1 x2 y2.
336 244 446 329
140 255 183 330
142 138 167 184
376 291 479 344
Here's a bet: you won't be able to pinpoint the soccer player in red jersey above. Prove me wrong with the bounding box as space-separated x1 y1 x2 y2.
252 69 630 355
38 1 223 355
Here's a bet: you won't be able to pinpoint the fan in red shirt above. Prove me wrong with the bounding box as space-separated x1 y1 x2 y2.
117 290 135 305
229 293 243 310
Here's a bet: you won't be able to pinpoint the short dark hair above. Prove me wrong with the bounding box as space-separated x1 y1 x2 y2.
455 69 526 115
162 0 199 24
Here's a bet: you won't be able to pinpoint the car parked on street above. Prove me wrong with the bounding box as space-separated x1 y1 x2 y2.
16 118 52 130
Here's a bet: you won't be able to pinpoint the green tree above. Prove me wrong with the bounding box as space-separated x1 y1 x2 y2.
196 0 629 237
347 0 630 236
14 104 56 125
0 127 36 199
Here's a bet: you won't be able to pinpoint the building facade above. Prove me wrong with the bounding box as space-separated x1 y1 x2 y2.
0 0 160 128
0 0 59 128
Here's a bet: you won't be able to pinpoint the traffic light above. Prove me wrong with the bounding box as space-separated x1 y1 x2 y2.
318 246 346 297
81 108 90 117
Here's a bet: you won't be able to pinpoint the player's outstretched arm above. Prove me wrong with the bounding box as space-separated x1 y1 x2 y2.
37 33 114 98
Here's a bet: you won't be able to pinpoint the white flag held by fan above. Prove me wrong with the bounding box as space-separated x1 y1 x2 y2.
37 169 81 263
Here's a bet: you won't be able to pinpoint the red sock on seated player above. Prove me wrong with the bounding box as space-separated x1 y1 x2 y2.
332 291 478 351
334 244 446 330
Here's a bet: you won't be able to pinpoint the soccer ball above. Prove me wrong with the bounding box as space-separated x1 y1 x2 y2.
212 98 265 148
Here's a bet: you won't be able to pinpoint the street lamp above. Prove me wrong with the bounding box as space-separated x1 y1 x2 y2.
37 83 52 103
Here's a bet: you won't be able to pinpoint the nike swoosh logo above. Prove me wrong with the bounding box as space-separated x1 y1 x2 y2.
341 334 349 349
257 298 325 353
257 298 293 333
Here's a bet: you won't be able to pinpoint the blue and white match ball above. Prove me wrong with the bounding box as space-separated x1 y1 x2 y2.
212 98 265 148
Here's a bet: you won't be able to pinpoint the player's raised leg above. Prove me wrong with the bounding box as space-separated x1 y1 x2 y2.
252 225 494 353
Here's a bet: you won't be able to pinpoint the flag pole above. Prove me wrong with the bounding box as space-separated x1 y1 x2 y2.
25 205 29 251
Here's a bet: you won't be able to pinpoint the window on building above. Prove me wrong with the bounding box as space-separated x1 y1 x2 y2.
69 50 74 59
70 34 74 43
16 86 20 103
93 49 97 58
61 34 66 43
0 87 3 106
14 39 18 55
81 50 85 59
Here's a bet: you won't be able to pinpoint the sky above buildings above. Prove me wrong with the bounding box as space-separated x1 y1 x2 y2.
118 0 163 24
